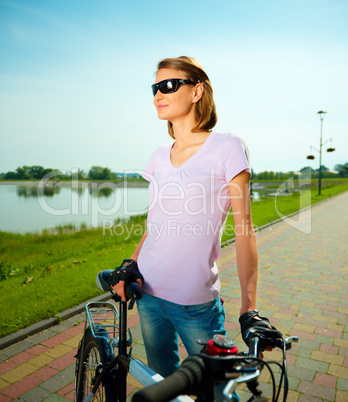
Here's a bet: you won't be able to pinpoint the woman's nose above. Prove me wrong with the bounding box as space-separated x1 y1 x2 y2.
154 89 164 101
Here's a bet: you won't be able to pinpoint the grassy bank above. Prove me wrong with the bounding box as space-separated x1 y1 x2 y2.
1 182 347 338
221 182 348 242
0 215 146 338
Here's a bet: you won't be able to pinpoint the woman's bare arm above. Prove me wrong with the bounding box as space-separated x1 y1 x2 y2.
130 229 148 262
228 170 258 315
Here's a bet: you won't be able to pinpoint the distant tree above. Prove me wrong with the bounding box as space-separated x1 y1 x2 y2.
333 163 348 177
4 171 17 180
88 166 115 180
334 164 343 171
15 166 31 180
71 169 87 180
256 171 270 180
42 168 55 178
3 166 65 180
336 163 348 178
254 170 302 180
300 166 312 172
28 165 45 180
78 169 87 180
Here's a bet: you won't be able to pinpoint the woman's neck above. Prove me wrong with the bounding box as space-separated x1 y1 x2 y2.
171 119 208 148
174 131 210 148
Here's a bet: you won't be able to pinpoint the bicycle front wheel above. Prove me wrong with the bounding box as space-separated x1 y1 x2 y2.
75 326 117 402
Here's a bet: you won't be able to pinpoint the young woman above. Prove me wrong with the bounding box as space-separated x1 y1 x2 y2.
111 56 276 380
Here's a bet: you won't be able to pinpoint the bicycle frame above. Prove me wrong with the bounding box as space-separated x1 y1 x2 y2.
77 274 297 402
81 295 193 402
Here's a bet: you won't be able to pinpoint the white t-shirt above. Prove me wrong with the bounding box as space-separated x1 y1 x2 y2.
138 132 251 305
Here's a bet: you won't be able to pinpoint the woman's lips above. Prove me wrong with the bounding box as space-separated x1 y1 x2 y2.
157 104 167 110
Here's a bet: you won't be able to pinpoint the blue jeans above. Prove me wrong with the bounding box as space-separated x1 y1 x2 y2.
136 293 240 401
136 292 226 377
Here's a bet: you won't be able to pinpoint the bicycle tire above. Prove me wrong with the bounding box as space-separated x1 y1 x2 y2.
75 326 117 402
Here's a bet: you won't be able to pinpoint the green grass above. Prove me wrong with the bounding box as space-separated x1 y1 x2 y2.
0 181 347 338
0 215 146 337
222 182 348 242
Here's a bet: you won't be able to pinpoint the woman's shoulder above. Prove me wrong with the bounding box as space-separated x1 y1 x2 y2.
211 132 248 152
211 132 251 177
155 142 173 152
212 131 246 144
149 142 172 159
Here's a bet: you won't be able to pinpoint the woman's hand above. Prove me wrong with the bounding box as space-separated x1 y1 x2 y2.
112 278 143 302
109 259 144 301
239 310 282 354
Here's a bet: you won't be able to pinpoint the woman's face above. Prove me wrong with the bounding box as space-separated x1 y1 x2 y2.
153 68 197 123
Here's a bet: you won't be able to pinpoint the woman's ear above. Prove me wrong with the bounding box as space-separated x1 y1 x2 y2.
192 83 204 104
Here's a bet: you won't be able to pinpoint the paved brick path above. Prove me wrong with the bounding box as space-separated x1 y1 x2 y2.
0 191 347 401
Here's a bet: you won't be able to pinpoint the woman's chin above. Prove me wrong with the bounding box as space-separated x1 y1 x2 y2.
157 112 168 120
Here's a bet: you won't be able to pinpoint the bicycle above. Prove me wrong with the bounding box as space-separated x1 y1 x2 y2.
74 270 298 402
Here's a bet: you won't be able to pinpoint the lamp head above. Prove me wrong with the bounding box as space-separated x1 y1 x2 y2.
317 110 327 120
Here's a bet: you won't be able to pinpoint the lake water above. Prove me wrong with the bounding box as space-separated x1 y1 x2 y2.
0 183 150 234
0 182 264 234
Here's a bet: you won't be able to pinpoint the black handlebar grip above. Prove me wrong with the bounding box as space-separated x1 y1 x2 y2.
96 270 143 300
132 355 207 402
125 281 143 300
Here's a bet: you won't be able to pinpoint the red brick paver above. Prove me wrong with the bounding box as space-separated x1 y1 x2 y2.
1 374 41 399
32 365 59 381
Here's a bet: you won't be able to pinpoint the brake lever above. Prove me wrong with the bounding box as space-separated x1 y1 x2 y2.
284 336 298 350
223 370 260 401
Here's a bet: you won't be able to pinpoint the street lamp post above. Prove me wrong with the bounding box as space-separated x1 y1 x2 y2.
306 111 335 196
317 110 327 196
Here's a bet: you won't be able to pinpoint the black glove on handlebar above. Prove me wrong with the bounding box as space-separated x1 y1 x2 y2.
239 310 281 346
109 259 144 287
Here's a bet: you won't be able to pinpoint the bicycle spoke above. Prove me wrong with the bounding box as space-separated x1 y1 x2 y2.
84 346 107 401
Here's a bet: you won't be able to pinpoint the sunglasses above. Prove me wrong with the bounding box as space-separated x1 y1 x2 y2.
151 78 196 96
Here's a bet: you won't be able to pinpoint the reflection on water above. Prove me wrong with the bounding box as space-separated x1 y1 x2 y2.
17 185 61 198
16 184 117 198
89 186 114 197
75 186 85 197
1 183 149 234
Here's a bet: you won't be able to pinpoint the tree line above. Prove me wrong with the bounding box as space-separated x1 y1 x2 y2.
253 164 348 180
0 165 145 182
1 163 347 181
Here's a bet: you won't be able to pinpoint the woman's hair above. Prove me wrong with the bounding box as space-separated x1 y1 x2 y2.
156 56 218 138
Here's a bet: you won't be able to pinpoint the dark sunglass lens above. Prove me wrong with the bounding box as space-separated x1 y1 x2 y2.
160 79 177 94
151 84 158 96
152 79 180 96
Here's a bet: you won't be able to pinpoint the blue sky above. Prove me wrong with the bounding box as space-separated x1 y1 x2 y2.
0 0 347 175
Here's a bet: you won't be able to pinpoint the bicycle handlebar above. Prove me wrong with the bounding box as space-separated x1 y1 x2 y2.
132 355 207 402
132 333 298 402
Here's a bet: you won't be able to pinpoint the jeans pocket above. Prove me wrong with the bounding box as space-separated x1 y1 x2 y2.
184 299 217 319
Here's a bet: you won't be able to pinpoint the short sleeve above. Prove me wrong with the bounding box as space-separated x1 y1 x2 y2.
140 149 157 182
223 134 251 183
